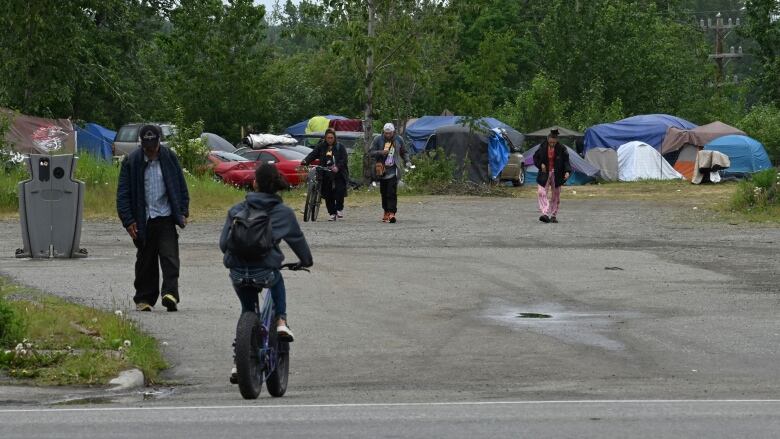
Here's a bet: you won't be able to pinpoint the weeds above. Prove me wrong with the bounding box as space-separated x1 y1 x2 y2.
730 168 779 212
0 277 167 385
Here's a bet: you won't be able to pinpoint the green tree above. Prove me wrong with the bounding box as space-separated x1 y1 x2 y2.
741 0 780 103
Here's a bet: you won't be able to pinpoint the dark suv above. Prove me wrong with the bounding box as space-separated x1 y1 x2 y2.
112 123 176 156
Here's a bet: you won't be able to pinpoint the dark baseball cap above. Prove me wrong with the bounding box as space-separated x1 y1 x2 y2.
139 124 162 147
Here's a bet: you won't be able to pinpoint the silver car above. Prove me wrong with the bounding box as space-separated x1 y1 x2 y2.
112 123 176 156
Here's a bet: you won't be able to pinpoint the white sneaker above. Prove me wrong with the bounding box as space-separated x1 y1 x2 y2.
337 210 344 218
277 325 295 342
328 214 337 221
229 367 238 384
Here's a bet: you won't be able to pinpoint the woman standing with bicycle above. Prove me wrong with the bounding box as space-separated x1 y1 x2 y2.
220 163 313 344
300 128 349 221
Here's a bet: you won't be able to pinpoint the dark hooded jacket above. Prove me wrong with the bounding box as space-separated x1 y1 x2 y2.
219 192 313 270
116 146 189 242
532 141 572 188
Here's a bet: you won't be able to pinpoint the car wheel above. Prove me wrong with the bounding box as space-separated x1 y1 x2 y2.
511 166 525 187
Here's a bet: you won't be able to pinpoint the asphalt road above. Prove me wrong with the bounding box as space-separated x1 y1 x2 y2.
2 400 780 438
1 195 779 435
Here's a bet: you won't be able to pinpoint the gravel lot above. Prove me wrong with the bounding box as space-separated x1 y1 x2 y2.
1 195 779 404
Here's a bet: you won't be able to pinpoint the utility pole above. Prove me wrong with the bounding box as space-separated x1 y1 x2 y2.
700 12 743 86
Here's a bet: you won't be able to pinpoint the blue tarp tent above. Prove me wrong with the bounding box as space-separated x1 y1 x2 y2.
704 135 772 176
284 115 347 136
76 123 115 160
406 116 514 153
522 144 600 186
584 114 696 152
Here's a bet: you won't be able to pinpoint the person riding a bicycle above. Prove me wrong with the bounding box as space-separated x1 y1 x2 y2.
219 163 313 342
300 128 349 221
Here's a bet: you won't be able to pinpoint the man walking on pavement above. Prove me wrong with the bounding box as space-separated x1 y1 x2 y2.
117 124 190 311
532 128 571 223
369 122 410 223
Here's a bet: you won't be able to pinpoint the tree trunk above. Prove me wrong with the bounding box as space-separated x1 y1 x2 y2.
362 0 376 183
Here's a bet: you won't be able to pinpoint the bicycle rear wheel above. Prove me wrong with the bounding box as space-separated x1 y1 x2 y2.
235 312 263 399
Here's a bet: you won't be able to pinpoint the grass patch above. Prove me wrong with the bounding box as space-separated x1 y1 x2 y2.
0 277 167 386
0 153 247 220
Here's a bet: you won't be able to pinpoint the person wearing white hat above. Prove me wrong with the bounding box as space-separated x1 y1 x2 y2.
369 122 410 223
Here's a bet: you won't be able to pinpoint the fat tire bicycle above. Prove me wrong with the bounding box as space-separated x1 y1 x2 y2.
232 262 308 399
302 165 332 222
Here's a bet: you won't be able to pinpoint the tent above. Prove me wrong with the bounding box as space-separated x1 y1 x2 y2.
525 126 584 139
660 121 745 155
1 108 76 154
584 147 619 182
522 144 600 185
406 116 514 153
284 115 347 137
423 125 522 183
616 141 683 181
672 144 700 180
76 123 115 160
584 114 696 152
703 135 772 176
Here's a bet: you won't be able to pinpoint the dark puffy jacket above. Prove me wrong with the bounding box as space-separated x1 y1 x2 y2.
532 142 572 188
116 146 190 241
302 141 349 183
219 192 313 270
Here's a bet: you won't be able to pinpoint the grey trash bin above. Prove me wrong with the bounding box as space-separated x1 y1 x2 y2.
16 154 88 258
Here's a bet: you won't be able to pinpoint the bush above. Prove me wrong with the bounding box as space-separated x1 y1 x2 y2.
0 296 24 348
404 147 457 191
168 107 208 176
730 168 780 211
738 104 780 164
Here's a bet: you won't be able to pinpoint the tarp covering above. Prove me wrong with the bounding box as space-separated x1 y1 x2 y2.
201 132 236 152
703 135 772 176
305 116 330 134
329 119 363 132
660 121 745 154
584 147 618 181
245 133 297 149
692 150 730 184
284 115 347 136
76 123 115 160
526 126 584 139
424 125 491 183
617 141 683 181
488 128 510 180
673 144 700 180
406 116 514 152
522 143 600 185
1 108 76 154
584 114 696 152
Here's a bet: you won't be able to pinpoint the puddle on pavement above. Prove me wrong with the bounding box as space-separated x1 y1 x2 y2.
485 300 639 351
50 387 176 406
142 388 176 400
55 396 115 406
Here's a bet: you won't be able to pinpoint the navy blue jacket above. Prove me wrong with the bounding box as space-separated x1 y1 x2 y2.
219 192 313 270
116 146 190 241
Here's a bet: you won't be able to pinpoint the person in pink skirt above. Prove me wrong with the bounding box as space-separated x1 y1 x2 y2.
532 129 571 223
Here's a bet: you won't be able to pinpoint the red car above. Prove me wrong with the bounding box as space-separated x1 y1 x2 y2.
239 148 308 186
206 151 257 188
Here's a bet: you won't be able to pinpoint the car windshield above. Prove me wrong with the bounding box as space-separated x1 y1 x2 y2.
115 126 139 142
215 152 248 162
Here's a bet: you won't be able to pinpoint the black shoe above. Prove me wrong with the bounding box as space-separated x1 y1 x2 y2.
539 215 550 223
550 216 558 223
229 367 238 384
161 294 178 312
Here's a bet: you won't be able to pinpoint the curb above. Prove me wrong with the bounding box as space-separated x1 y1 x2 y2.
108 369 145 392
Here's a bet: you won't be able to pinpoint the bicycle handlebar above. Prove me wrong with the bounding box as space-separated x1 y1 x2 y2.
281 262 310 272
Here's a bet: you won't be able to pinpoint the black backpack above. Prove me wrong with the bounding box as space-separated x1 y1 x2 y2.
226 203 274 262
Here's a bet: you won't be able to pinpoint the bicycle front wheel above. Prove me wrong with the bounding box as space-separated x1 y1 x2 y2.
310 183 322 221
266 341 289 397
235 312 263 399
303 182 314 222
